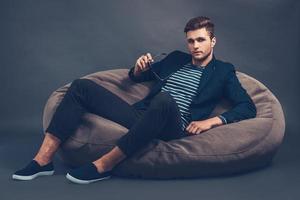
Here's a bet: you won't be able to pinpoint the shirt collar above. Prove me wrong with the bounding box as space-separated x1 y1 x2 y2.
188 54 216 70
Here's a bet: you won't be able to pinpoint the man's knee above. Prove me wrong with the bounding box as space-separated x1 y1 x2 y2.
69 78 94 93
150 92 174 109
70 78 92 87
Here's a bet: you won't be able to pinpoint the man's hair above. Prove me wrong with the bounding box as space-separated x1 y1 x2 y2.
184 16 215 39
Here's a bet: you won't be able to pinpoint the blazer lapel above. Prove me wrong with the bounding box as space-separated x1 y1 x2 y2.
192 56 216 102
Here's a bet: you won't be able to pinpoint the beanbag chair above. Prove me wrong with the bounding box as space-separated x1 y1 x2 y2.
42 69 285 179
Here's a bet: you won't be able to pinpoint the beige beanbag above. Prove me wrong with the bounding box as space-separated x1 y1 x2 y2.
42 69 285 179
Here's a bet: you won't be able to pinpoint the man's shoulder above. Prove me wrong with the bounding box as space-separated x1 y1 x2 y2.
169 50 189 56
162 50 191 66
166 50 191 59
214 57 235 71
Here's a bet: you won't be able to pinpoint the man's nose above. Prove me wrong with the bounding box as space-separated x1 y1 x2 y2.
193 41 200 49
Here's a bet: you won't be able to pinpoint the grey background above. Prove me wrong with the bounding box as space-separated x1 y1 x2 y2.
0 0 299 199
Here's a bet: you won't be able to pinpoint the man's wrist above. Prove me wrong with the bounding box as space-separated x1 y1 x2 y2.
208 116 223 127
133 66 141 76
217 115 227 125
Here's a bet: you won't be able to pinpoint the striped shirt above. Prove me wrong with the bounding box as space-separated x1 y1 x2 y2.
160 62 205 131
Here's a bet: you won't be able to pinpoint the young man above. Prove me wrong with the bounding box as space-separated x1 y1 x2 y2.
12 16 256 184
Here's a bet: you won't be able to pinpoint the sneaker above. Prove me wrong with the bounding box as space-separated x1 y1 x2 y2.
66 163 111 184
12 160 54 181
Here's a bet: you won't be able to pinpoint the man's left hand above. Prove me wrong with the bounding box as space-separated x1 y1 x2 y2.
185 117 223 135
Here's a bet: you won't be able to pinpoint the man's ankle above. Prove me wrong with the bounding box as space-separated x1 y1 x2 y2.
33 157 51 167
92 161 112 173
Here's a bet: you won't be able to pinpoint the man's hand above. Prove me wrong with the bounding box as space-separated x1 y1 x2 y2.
134 53 154 76
185 117 223 135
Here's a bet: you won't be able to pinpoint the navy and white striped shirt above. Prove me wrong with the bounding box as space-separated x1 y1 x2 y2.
160 62 205 131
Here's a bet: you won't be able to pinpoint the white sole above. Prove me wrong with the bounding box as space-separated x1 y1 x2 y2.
66 173 111 184
12 170 54 181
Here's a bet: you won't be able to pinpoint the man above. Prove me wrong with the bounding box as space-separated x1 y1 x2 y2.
12 16 256 184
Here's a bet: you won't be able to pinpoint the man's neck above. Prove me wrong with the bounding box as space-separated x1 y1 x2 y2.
192 52 213 67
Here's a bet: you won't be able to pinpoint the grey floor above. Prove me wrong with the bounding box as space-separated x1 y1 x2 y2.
1 126 299 200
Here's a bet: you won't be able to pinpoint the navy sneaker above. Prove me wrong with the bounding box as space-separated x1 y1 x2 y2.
12 160 54 181
66 163 112 184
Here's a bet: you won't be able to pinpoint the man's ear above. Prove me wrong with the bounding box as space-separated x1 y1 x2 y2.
211 37 216 48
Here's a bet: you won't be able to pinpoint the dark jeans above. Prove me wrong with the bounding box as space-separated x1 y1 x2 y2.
46 79 186 157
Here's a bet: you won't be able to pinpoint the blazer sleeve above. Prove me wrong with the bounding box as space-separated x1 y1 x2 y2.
128 57 163 83
219 64 257 124
128 67 154 83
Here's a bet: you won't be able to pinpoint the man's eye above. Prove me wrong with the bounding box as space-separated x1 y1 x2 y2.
188 40 194 44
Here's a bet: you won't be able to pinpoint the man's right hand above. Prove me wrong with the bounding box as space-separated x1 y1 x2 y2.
134 53 154 76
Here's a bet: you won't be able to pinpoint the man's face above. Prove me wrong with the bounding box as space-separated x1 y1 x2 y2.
186 28 216 64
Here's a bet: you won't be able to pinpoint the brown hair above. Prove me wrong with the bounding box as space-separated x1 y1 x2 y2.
184 16 215 39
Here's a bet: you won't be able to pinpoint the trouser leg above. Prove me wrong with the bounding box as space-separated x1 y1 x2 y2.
116 91 185 157
46 78 141 142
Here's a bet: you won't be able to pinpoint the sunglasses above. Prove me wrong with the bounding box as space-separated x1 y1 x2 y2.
148 53 175 82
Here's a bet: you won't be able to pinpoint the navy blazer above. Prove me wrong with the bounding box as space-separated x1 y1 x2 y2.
128 50 257 124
